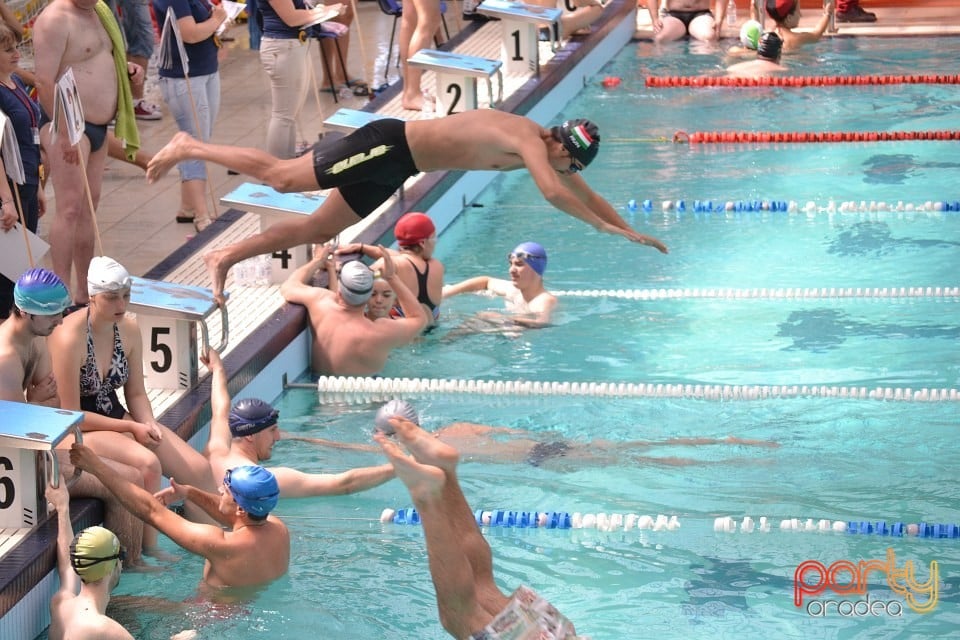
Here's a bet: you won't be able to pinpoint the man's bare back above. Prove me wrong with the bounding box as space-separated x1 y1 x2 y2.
34 0 118 124
200 520 289 589
306 296 398 375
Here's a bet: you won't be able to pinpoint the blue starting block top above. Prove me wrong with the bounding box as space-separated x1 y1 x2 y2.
0 401 82 450
220 182 328 217
129 276 220 321
323 108 392 133
477 0 561 24
408 49 503 77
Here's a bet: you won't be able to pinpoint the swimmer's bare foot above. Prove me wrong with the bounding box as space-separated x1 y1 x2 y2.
147 132 196 184
388 417 459 472
375 432 445 500
203 248 230 307
401 91 428 112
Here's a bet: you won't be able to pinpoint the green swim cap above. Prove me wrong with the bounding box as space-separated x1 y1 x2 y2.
70 526 122 583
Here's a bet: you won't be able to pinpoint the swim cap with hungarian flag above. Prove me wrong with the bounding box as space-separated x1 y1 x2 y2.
14 268 71 315
552 119 600 169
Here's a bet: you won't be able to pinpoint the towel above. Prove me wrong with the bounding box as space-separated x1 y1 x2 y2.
95 0 140 161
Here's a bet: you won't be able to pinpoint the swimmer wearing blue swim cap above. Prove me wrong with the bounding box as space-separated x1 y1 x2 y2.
224 465 280 518
13 268 71 316
509 242 547 277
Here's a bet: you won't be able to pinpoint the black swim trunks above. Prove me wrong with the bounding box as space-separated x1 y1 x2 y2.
525 441 570 467
312 118 419 218
83 121 108 153
664 8 712 29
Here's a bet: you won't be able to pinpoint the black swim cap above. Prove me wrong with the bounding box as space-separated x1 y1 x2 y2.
551 119 600 169
229 398 279 437
757 31 784 62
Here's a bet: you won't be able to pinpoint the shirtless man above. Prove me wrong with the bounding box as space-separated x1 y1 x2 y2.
280 243 428 375
200 348 394 498
146 113 669 303
443 241 558 329
0 269 147 563
765 0 834 52
649 0 726 42
46 479 133 640
70 442 290 596
34 0 142 305
727 31 788 77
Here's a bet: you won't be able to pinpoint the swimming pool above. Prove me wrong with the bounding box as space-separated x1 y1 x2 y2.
102 36 959 640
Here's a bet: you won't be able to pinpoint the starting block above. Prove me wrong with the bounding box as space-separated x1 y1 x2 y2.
322 108 392 134
477 0 561 75
407 49 503 114
220 182 329 285
129 277 228 391
0 402 83 530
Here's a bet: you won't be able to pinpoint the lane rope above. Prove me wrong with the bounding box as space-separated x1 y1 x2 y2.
647 74 960 88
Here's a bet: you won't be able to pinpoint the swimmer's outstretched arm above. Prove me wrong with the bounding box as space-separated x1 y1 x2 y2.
156 478 234 528
201 349 233 463
280 431 380 453
47 478 81 598
563 173 668 253
442 276 493 299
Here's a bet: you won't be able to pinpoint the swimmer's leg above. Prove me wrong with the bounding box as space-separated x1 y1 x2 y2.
376 432 493 638
146 132 317 192
203 189 361 303
655 15 688 42
388 418 509 618
687 13 717 41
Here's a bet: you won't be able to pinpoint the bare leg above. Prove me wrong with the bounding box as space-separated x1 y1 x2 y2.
203 189 362 302
376 432 496 638
388 418 509 617
146 132 318 191
400 0 441 110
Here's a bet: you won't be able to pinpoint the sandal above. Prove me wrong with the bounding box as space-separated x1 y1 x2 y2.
176 208 196 224
346 78 370 96
194 214 213 233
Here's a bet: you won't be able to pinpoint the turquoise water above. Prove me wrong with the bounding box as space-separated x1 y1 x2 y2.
106 37 959 640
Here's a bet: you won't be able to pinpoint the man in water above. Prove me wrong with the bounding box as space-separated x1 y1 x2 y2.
199 347 396 497
70 443 290 595
765 0 834 52
727 32 788 77
443 241 558 329
145 112 669 303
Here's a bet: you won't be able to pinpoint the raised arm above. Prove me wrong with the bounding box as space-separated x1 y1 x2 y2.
70 444 229 558
374 248 429 340
280 243 335 305
159 477 234 527
201 349 233 462
270 464 394 498
46 479 81 598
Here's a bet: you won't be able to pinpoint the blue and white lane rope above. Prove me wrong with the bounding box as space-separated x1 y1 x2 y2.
624 198 960 216
380 508 960 539
553 286 960 300
316 376 960 402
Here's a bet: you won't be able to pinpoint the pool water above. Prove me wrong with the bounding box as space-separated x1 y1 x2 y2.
103 36 959 640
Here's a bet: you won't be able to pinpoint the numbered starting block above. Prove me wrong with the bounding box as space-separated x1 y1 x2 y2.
0 402 83 531
477 0 561 75
322 108 392 134
221 182 328 286
407 49 503 115
129 277 228 391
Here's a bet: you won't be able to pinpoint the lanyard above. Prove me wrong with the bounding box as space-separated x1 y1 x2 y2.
2 78 39 131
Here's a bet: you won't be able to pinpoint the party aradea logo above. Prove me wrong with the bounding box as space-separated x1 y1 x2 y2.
794 549 939 617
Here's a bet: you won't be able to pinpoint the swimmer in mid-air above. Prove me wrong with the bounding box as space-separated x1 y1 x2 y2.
145 111 669 303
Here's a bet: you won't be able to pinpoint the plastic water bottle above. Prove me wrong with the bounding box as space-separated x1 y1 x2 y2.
727 0 737 25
